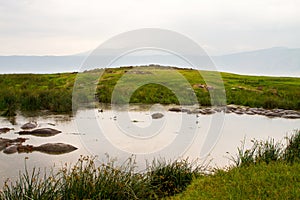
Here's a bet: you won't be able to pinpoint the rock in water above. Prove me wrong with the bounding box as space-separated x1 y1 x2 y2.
18 128 61 137
33 143 78 154
21 122 37 130
151 113 164 119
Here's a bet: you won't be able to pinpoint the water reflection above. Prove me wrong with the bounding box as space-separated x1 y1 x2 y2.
0 107 299 187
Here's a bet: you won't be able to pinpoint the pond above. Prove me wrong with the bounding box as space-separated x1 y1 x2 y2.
0 106 299 186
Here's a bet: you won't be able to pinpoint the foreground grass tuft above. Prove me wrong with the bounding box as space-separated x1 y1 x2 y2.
284 130 300 163
233 138 284 167
233 130 300 166
147 159 202 198
0 157 200 200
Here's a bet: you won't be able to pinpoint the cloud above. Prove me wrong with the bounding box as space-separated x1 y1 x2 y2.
0 0 299 55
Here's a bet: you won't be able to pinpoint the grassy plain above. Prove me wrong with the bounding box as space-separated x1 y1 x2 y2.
0 65 299 115
97 66 300 109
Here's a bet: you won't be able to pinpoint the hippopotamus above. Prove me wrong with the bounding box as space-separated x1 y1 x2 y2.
21 121 37 130
3 143 77 155
0 138 10 151
0 128 14 134
151 113 164 119
17 128 61 137
33 143 78 154
3 145 18 154
0 137 28 151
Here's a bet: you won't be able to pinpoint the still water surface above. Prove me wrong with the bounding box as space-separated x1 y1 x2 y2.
0 107 299 185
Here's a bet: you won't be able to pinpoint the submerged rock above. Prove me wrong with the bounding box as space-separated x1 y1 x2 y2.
17 128 61 137
21 122 37 130
151 113 164 119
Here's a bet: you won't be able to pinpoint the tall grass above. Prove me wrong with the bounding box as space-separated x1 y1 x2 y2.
0 156 201 200
284 130 300 163
1 160 60 200
233 138 284 167
233 130 300 167
147 159 202 198
0 73 75 115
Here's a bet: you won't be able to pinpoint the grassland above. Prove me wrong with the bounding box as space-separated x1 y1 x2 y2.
0 65 299 116
171 130 300 200
170 162 300 200
0 73 76 115
97 66 300 109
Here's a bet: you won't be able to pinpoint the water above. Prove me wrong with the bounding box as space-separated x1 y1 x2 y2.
0 107 299 186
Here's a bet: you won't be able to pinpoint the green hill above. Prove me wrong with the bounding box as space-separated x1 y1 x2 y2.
0 66 299 115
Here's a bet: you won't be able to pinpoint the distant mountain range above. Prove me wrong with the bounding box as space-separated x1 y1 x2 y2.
0 47 299 77
213 47 300 77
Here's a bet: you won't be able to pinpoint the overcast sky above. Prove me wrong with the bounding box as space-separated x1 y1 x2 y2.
0 0 299 56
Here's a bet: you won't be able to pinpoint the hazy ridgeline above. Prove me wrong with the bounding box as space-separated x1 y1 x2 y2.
0 66 299 116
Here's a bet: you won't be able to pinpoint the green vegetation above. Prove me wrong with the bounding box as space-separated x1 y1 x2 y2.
1 131 299 199
1 66 300 115
171 130 300 200
170 162 300 200
147 159 202 198
0 73 76 115
284 130 300 163
0 157 200 200
233 130 300 166
97 66 300 109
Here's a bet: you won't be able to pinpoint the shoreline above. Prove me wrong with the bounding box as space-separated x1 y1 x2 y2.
2 103 300 119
